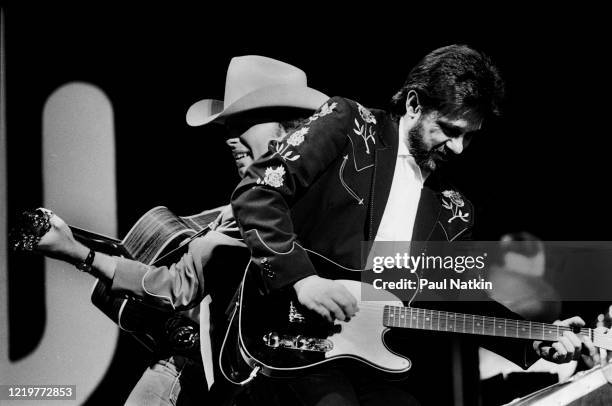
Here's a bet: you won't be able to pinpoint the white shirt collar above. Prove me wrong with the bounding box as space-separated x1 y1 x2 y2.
398 118 410 157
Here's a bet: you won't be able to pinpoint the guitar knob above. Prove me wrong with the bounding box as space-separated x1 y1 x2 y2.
296 336 309 349
263 332 280 348
169 325 199 350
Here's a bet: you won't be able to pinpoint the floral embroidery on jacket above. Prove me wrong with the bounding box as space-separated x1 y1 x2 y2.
441 190 470 223
357 103 377 124
307 101 338 124
286 127 308 146
274 127 305 161
257 166 286 188
353 103 377 154
273 101 339 162
271 101 341 163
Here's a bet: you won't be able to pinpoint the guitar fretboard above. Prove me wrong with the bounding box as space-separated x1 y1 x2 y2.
383 306 592 342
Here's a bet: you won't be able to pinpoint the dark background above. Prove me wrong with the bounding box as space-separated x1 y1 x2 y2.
4 5 610 405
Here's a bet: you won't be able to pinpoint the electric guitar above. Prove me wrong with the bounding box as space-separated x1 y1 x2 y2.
221 249 612 380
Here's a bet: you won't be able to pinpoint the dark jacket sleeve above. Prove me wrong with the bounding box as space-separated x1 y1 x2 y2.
231 97 353 293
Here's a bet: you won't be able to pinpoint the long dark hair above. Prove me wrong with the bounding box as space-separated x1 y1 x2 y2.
390 44 505 121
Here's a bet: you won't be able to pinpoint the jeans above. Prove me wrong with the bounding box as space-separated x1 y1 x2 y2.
125 356 207 406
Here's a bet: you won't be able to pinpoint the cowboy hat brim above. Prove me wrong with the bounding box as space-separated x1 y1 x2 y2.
186 99 224 127
186 84 329 127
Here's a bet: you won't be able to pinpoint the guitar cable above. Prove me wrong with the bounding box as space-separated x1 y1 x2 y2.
219 259 262 386
219 303 261 386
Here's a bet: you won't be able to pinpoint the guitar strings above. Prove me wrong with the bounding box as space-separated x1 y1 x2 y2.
358 302 591 334
289 251 610 344
343 303 609 342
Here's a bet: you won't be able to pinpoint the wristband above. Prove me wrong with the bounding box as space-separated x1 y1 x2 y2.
76 249 95 273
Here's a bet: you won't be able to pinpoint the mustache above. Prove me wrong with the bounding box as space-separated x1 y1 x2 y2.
431 143 448 159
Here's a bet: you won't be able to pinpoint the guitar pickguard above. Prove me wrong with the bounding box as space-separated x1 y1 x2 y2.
233 259 412 378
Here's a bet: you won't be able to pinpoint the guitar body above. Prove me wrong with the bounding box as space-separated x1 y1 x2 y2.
72 206 224 355
228 260 412 378
90 278 200 355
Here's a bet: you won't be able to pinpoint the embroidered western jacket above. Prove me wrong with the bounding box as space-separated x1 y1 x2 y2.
231 96 536 368
231 96 474 292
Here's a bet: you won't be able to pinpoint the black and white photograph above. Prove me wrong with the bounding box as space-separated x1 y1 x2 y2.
1 6 611 405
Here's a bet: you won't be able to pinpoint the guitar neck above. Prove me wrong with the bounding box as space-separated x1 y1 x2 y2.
70 226 130 258
383 305 592 343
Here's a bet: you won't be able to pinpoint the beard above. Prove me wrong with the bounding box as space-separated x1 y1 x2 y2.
407 118 445 172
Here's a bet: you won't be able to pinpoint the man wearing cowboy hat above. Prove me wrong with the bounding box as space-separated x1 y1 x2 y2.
230 45 593 405
28 55 329 405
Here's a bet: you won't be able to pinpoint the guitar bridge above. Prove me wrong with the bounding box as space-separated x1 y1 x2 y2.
263 332 333 352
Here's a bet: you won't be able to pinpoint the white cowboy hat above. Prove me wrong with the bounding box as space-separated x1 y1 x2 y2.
186 55 329 127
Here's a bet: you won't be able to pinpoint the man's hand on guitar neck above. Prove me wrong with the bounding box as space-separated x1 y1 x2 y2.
582 326 612 368
533 316 605 366
294 275 359 323
37 213 117 280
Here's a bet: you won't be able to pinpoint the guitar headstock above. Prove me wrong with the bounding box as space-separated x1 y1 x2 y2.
10 208 53 251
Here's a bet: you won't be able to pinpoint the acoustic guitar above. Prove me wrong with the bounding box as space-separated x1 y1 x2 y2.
12 206 224 356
